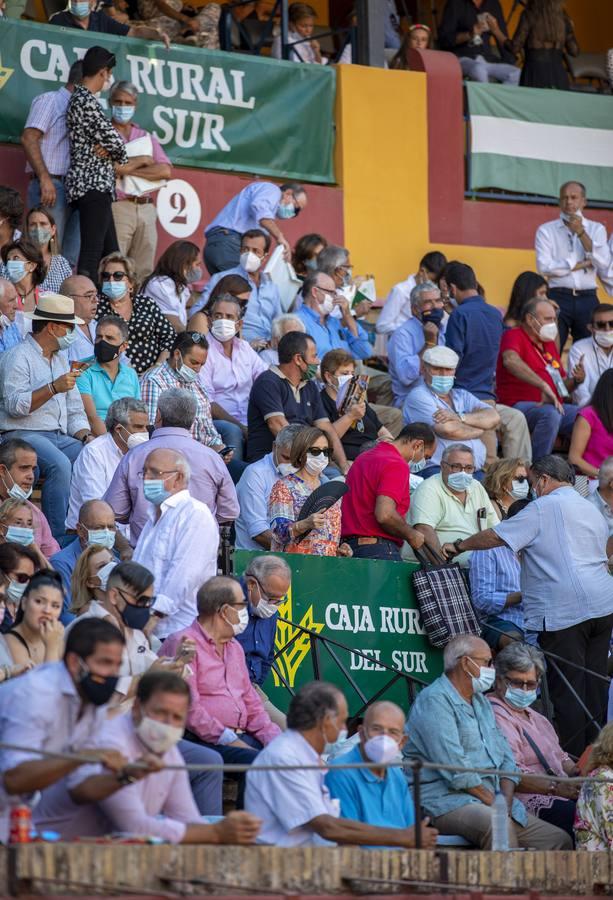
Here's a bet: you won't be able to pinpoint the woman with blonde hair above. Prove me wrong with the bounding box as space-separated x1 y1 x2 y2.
0 499 50 570
70 545 116 617
575 723 613 850
484 457 530 520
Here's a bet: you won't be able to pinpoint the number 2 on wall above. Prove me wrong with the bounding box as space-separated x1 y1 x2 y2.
170 192 188 225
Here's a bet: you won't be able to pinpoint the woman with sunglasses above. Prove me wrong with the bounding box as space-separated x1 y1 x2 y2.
483 457 530 520
569 369 613 489
0 542 38 634
490 643 580 842
3 570 65 668
25 206 72 294
96 252 175 374
268 426 352 557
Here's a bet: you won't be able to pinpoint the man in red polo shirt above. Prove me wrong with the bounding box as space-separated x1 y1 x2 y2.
341 423 436 561
496 297 584 459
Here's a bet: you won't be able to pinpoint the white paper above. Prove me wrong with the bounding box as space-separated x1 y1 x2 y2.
263 245 302 312
119 135 167 197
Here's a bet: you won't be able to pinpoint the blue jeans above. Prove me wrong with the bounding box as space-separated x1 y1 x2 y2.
27 177 80 268
9 430 82 543
214 419 245 461
177 739 223 817
460 56 521 85
184 731 262 809
203 227 241 275
344 537 402 561
513 402 578 460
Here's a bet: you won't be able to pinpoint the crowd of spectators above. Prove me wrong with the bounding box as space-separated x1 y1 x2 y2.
0 7 611 858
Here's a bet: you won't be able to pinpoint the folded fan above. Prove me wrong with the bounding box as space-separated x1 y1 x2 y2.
295 481 349 541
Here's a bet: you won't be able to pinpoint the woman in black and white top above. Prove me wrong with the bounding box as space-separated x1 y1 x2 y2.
65 47 149 283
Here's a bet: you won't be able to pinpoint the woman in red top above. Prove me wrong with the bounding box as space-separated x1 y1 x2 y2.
496 297 583 459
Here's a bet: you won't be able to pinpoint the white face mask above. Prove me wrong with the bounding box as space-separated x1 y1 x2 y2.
304 453 328 476
594 330 613 349
211 319 236 342
318 295 335 317
333 373 352 391
136 715 183 756
467 657 496 694
240 251 262 274
252 598 279 619
363 733 402 765
277 462 297 477
223 605 249 636
96 560 117 591
538 322 558 342
127 431 150 450
509 479 529 500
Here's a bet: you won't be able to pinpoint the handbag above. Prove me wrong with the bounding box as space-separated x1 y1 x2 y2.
412 545 481 648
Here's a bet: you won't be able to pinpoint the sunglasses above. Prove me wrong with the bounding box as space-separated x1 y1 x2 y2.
116 587 155 609
12 572 32 584
513 475 528 483
186 332 207 343
307 447 331 458
593 321 613 331
101 271 127 281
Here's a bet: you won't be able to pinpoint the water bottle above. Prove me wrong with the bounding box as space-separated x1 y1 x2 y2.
491 791 509 851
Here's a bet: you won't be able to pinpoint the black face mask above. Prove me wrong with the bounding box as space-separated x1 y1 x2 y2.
94 339 120 364
121 602 151 631
421 308 445 327
77 659 118 706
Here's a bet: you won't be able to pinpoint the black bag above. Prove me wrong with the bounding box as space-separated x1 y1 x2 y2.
412 546 481 648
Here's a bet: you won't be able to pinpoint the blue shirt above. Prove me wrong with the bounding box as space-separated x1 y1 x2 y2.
50 537 81 624
388 317 446 407
0 323 22 354
469 544 523 630
235 577 279 686
235 453 279 550
205 182 282 236
403 674 526 824
494 486 613 632
297 306 372 361
77 361 140 420
193 265 282 342
445 296 503 400
402 379 489 469
326 743 415 838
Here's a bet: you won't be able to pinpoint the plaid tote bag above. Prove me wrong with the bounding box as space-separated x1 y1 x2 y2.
412 547 481 648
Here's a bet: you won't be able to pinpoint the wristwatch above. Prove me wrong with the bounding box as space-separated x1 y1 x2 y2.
453 538 464 554
116 768 138 786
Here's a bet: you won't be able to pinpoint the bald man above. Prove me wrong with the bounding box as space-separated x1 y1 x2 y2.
325 701 437 847
60 275 99 362
0 279 22 352
133 448 219 639
51 498 119 621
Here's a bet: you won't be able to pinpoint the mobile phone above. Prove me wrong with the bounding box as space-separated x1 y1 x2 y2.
220 446 235 458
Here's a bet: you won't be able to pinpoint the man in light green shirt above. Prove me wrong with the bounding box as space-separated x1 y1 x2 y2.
408 443 498 565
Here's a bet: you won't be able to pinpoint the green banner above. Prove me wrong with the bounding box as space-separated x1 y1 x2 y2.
234 551 443 715
0 19 336 184
466 82 613 202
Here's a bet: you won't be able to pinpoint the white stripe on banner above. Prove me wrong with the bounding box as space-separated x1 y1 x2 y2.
471 116 613 168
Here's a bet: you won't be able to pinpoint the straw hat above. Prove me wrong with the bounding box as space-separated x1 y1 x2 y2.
23 293 85 325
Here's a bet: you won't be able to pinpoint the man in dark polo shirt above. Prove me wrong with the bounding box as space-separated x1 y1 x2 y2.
246 331 348 472
341 423 436 561
50 0 166 41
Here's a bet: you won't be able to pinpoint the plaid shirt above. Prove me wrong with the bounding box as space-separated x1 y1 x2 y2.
139 361 222 449
24 87 72 177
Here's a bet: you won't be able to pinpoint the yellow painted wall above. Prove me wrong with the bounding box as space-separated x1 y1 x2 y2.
501 0 613 54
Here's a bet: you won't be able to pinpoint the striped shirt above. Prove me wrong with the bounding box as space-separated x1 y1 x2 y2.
139 361 222 449
468 544 524 631
24 87 72 177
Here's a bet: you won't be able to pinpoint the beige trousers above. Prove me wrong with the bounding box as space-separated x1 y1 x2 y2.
112 200 158 284
254 683 287 730
433 804 572 850
481 401 533 466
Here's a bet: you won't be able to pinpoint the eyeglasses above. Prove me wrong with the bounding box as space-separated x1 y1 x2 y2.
442 462 475 474
250 576 286 605
468 655 493 667
307 447 331 458
116 587 155 609
71 292 99 301
593 320 613 331
100 271 127 281
505 677 539 691
140 469 178 479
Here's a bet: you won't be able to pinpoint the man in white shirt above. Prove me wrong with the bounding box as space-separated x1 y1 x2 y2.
535 181 610 350
245 681 435 848
375 251 447 352
60 275 99 362
133 448 219 639
567 303 613 407
67 397 150 531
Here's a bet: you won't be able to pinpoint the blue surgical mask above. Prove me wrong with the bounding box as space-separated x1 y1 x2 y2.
7 579 27 604
5 525 34 546
467 658 495 694
305 257 318 272
176 354 198 383
71 0 90 16
447 471 473 492
143 479 171 506
56 327 77 350
102 281 127 301
505 686 537 709
6 260 26 284
87 528 116 550
410 456 427 474
2 474 32 502
112 105 135 124
277 202 297 220
430 375 455 394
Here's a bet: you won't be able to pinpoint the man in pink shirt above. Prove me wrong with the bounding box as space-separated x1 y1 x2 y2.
109 82 172 282
0 438 59 557
34 670 262 843
161 575 282 806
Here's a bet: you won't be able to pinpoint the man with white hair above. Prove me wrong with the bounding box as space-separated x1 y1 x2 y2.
259 314 306 367
133 447 219 639
404 634 572 850
0 278 22 352
387 281 446 408
296 272 372 361
588 455 613 557
402 345 500 478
